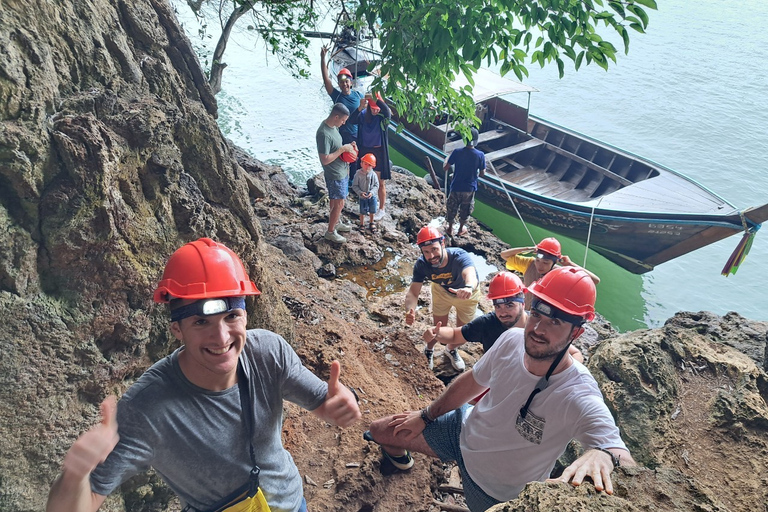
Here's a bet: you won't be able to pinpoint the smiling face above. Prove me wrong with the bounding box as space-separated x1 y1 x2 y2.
494 300 525 328
171 303 248 391
419 240 446 267
523 308 576 361
338 76 352 95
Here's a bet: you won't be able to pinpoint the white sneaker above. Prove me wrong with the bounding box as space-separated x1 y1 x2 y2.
324 230 346 243
373 209 385 221
336 223 352 233
447 349 465 371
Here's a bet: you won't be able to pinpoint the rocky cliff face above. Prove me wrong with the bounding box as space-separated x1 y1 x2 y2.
1 1 767 512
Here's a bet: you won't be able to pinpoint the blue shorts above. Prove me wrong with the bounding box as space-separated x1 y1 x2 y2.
326 177 349 200
423 405 501 512
359 196 378 215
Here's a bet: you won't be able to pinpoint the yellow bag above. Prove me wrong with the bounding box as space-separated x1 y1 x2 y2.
219 487 271 512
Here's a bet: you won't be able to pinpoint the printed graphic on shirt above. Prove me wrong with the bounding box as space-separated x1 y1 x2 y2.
515 409 545 445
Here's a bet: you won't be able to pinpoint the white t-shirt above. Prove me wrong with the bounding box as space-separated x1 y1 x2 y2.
461 328 626 501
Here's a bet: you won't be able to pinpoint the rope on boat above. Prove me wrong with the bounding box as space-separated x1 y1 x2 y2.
721 210 759 276
583 198 603 269
486 160 536 246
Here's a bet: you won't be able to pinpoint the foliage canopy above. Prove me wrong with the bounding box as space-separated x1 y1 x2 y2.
197 0 657 130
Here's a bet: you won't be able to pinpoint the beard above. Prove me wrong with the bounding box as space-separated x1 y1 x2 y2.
498 310 522 328
524 330 570 361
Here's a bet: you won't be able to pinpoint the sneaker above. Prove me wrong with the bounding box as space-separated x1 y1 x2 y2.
424 348 434 370
324 230 347 243
447 349 465 371
382 449 414 471
335 223 352 233
373 209 385 221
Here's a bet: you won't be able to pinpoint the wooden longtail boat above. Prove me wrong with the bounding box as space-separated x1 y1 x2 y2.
384 68 768 274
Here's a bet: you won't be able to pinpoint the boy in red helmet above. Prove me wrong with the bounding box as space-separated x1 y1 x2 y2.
47 239 361 512
501 237 600 309
352 153 380 233
368 267 635 511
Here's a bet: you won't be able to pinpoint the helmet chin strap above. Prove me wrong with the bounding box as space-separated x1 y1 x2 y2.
519 339 573 420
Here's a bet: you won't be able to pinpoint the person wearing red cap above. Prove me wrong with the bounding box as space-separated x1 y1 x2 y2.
355 91 392 221
47 239 361 512
422 272 583 371
367 267 635 512
320 46 364 178
404 226 480 371
501 237 600 309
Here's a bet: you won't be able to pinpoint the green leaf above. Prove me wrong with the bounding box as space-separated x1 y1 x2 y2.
556 57 565 78
633 0 658 8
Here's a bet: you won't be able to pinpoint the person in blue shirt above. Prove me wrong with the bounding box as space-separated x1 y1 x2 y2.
356 92 392 220
320 46 364 177
443 128 486 237
404 226 480 371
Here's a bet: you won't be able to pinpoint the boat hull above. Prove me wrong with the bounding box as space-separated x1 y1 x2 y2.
388 120 767 274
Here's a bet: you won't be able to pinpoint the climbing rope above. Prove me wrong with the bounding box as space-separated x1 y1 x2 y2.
486 160 536 246
583 198 603 269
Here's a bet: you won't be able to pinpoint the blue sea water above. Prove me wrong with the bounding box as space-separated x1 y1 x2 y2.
174 0 767 330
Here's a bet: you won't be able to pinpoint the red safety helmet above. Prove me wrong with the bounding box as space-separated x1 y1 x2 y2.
338 68 353 80
153 238 261 303
527 267 596 321
360 153 377 167
536 237 562 259
340 149 358 163
416 226 444 246
487 272 525 300
367 98 381 113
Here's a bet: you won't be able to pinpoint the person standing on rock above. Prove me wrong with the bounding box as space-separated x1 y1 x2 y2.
316 102 358 244
356 92 392 221
404 226 480 371
368 267 635 512
443 127 486 238
501 237 600 309
320 46 363 180
46 238 361 512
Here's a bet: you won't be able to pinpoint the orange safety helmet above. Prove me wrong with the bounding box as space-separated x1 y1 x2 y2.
416 226 444 246
527 267 595 322
487 272 525 300
360 153 377 167
153 238 261 303
536 237 562 259
338 68 354 80
340 149 358 163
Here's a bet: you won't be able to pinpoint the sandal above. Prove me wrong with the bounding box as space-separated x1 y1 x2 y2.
368 223 378 233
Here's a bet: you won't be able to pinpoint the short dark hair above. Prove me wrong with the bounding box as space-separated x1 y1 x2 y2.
331 103 350 117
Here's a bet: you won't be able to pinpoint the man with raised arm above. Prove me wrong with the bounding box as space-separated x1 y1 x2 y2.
369 267 634 512
47 238 361 512
501 237 600 309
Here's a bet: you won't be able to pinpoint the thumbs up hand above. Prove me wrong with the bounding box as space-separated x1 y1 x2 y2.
314 360 361 428
62 396 120 480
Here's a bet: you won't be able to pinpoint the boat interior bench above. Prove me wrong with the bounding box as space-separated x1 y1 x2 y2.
485 139 544 162
444 128 510 153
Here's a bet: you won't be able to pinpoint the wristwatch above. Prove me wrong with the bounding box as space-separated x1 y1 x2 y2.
594 447 621 468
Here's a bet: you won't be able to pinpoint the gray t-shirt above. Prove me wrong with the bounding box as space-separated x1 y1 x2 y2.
316 120 348 181
90 329 328 512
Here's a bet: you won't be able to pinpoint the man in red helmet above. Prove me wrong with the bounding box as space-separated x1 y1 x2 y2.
320 46 364 179
421 272 583 370
47 238 361 512
405 226 480 371
501 237 600 309
368 267 635 512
